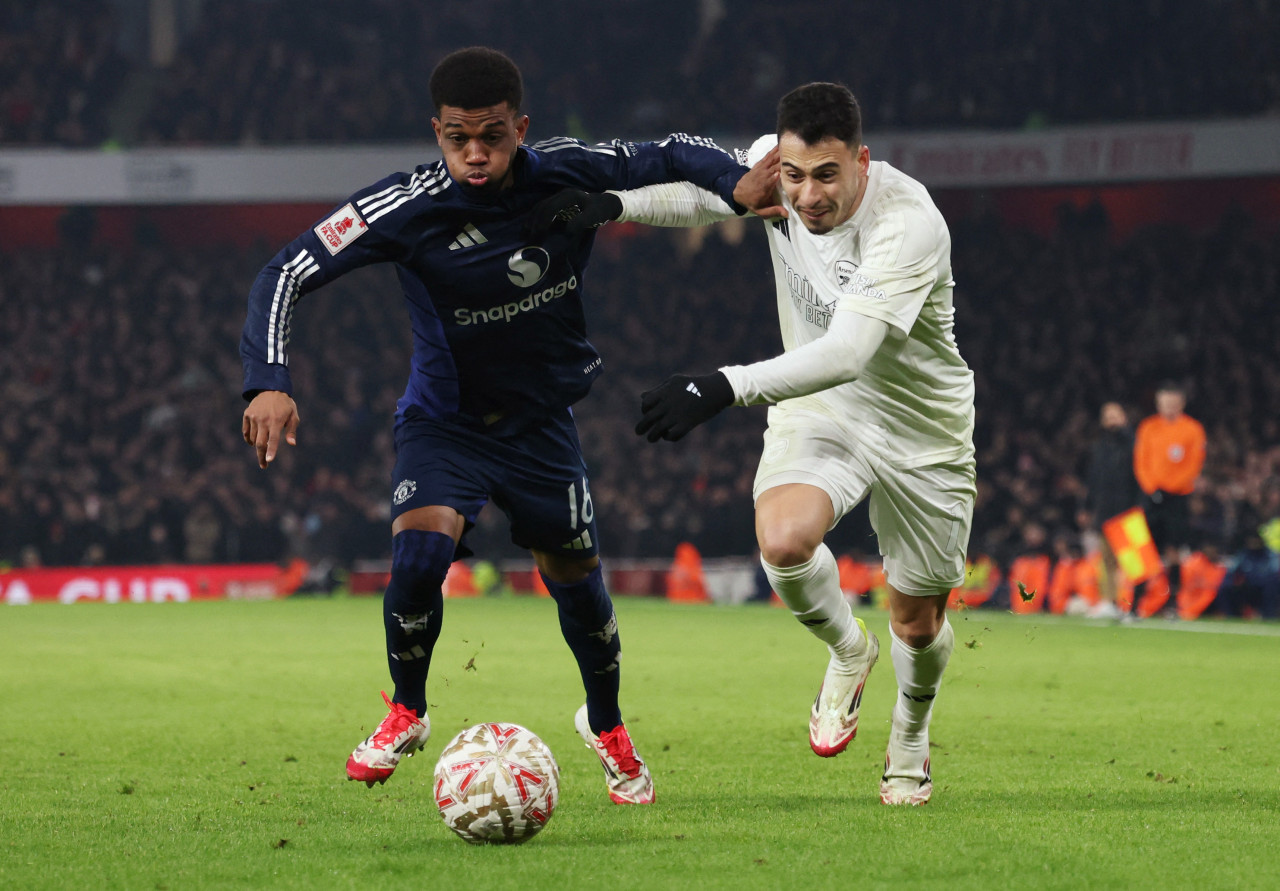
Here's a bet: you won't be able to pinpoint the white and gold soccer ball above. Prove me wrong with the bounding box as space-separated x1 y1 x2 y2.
433 722 560 844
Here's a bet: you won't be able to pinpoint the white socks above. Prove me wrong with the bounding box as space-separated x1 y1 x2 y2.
889 618 954 735
763 543 866 661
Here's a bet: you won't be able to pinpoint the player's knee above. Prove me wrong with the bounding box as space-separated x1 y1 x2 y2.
894 624 940 650
535 551 599 585
889 593 948 648
390 529 455 594
758 522 821 569
890 607 947 649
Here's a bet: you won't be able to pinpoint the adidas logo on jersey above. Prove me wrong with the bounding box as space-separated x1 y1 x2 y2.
448 223 488 251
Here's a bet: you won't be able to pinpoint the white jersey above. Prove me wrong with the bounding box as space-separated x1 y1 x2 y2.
743 135 974 469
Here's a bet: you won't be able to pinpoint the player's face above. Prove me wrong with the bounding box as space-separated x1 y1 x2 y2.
778 133 870 234
433 103 529 193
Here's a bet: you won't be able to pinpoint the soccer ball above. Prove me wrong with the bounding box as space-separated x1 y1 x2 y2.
433 722 560 844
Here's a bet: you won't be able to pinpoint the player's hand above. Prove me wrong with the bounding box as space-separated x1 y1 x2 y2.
733 146 787 219
635 372 735 442
527 189 623 242
242 390 299 469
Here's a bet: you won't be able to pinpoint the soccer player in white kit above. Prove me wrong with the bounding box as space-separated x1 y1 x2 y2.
536 82 974 805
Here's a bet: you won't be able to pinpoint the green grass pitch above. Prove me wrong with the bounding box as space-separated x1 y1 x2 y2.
2 596 1277 889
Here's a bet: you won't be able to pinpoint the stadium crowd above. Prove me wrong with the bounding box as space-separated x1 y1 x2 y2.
4 1 1279 616
0 2 127 146
3 203 1279 617
5 0 1280 148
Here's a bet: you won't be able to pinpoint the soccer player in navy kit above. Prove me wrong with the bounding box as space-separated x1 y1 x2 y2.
239 47 761 804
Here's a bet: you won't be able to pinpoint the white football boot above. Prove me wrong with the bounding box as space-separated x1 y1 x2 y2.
880 707 933 806
346 691 430 787
574 704 654 804
809 617 879 757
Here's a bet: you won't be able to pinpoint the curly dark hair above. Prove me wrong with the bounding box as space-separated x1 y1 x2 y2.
429 46 523 112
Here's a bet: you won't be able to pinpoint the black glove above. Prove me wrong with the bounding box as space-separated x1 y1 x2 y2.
526 189 623 242
635 372 735 442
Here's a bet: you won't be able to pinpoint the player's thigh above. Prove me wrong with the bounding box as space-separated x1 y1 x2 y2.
492 410 601 559
869 457 976 596
755 484 836 563
390 412 491 534
753 408 876 528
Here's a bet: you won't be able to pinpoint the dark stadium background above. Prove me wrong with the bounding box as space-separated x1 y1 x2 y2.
2 0 1278 609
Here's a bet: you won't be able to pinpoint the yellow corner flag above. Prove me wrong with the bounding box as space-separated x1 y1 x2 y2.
1102 507 1163 583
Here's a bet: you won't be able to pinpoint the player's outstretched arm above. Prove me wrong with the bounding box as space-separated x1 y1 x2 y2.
530 145 784 237
242 390 300 469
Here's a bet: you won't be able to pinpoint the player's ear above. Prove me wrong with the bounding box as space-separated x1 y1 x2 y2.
515 114 530 144
431 117 443 143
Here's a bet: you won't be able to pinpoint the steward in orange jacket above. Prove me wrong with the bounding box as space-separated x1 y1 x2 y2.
666 541 708 603
1133 384 1206 554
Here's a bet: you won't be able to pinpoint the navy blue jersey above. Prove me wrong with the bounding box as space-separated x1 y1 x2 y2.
240 134 745 429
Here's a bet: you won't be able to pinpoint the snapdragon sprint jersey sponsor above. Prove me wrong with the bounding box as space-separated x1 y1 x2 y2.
240 135 744 428
749 136 975 469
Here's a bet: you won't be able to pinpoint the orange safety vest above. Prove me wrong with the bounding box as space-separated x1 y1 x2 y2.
442 561 477 597
1047 556 1102 614
1008 554 1051 613
837 555 884 599
1176 551 1227 620
1134 413 1206 495
948 554 1001 609
1114 570 1170 617
666 542 708 603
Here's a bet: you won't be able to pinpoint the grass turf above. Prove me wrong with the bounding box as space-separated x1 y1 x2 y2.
2 596 1277 889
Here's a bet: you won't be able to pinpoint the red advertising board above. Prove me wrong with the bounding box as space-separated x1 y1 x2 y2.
0 564 304 605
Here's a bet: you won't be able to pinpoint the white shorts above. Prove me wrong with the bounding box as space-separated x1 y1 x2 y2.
753 409 976 596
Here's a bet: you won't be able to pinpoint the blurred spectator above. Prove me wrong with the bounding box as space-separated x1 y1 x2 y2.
1133 381 1207 608
1080 401 1141 611
1215 533 1280 619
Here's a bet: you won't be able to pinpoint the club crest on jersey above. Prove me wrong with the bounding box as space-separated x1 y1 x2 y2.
393 479 418 505
314 203 367 255
836 260 887 301
507 246 551 287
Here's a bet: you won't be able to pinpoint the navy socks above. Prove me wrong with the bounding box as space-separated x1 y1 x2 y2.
541 564 622 734
383 529 453 716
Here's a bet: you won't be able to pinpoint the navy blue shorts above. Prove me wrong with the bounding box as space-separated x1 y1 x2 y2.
390 406 600 558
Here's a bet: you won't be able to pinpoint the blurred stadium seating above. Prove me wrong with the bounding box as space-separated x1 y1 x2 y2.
2 1 1278 617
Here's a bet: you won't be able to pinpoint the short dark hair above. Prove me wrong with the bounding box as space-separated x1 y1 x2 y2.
429 47 523 112
777 82 862 147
